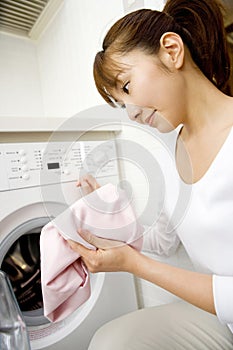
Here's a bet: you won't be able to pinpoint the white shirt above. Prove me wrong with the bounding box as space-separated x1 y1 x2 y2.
143 126 233 332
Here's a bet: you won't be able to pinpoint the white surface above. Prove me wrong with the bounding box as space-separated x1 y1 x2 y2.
0 33 44 117
0 132 139 349
36 0 124 117
116 120 163 224
0 140 118 191
41 272 138 350
0 1 124 118
136 245 194 308
144 0 166 11
0 115 121 133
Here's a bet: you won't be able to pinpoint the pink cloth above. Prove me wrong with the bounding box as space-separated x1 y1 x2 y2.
40 183 143 322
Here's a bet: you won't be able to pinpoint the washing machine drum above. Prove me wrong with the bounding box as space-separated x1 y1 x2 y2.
2 232 42 313
0 217 50 326
2 233 42 313
0 217 105 349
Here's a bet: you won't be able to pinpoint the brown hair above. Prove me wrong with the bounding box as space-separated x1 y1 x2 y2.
94 0 230 106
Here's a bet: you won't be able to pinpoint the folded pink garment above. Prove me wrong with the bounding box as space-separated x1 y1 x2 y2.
40 183 143 322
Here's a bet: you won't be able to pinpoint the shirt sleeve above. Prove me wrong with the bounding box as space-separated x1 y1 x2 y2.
213 275 233 324
142 210 180 256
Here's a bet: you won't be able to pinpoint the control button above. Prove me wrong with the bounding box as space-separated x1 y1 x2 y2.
19 149 26 156
64 169 70 175
20 157 28 164
22 165 29 172
22 173 30 180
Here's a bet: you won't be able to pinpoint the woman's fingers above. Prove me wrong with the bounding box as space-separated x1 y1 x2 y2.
85 174 101 189
76 174 101 196
68 239 92 257
76 174 100 190
67 240 101 272
68 229 139 273
78 229 124 249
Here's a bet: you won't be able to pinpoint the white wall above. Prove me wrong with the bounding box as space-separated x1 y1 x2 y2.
0 33 44 117
144 0 166 11
0 0 124 119
37 0 124 117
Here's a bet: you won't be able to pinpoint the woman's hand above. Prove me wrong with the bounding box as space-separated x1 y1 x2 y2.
76 174 101 196
68 229 140 273
68 232 216 315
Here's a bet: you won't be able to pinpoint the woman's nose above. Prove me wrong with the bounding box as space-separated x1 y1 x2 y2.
125 104 142 121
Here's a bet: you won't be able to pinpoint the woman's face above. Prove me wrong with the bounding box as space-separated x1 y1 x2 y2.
112 49 186 133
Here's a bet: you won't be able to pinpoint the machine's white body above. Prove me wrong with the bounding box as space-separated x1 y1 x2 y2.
0 135 138 350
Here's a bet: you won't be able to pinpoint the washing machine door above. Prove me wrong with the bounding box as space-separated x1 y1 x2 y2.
0 203 105 350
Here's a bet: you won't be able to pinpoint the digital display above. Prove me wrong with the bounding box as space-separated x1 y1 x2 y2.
47 162 60 170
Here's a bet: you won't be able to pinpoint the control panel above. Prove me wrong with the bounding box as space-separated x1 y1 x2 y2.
0 140 118 191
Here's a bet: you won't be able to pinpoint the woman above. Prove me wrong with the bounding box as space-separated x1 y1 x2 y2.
69 0 233 348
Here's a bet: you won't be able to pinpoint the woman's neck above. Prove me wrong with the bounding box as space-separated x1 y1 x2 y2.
181 70 233 139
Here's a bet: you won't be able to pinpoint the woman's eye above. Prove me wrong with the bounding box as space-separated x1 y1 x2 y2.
122 82 130 94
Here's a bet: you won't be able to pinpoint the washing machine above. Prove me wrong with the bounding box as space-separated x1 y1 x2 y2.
0 126 139 350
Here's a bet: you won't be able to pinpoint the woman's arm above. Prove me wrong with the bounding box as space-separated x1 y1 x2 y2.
68 229 215 315
131 250 215 315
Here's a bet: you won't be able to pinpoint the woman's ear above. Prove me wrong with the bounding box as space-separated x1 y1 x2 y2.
158 32 184 70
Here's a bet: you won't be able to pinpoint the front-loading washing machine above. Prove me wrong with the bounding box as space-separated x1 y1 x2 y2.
0 133 139 349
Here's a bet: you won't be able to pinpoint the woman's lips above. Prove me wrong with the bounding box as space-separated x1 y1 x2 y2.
145 110 156 126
